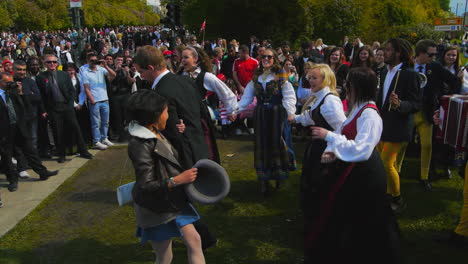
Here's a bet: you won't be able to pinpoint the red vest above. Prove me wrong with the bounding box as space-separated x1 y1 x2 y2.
341 103 379 140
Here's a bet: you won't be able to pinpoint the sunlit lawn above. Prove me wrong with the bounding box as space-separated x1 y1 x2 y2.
0 138 466 263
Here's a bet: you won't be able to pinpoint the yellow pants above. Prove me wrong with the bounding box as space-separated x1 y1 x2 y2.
455 162 468 237
378 141 408 197
413 111 433 180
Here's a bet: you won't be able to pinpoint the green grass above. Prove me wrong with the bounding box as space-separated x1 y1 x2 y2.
0 138 467 263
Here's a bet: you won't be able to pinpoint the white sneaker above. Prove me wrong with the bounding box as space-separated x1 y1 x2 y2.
95 142 108 150
19 171 30 179
12 158 17 165
102 138 114 147
234 129 242 135
248 128 254 134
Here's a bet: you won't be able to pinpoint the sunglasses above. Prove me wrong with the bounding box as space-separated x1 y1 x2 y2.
262 55 273 60
45 60 58 64
427 53 438 57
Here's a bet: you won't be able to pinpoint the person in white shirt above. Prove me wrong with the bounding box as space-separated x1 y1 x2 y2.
308 67 401 264
234 48 297 194
292 64 346 252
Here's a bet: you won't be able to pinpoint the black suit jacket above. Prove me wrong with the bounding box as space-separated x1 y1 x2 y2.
0 89 30 142
421 61 461 123
36 70 75 112
344 42 353 60
154 72 209 168
377 64 420 142
16 77 45 121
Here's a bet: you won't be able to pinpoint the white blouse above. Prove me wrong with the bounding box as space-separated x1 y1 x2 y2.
324 101 382 162
183 68 238 114
237 72 297 116
294 86 345 130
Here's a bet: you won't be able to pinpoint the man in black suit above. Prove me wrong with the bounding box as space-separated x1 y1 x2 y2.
13 60 46 177
343 35 353 61
133 45 217 251
413 39 461 191
248 35 259 59
36 54 93 163
133 46 209 169
295 42 313 78
0 72 58 192
377 38 420 212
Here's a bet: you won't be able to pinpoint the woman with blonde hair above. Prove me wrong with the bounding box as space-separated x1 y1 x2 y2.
292 64 346 262
315 38 327 54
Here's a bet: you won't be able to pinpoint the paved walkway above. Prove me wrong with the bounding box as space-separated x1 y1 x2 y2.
0 149 101 237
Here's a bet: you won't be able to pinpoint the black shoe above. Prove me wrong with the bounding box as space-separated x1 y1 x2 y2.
39 152 52 159
390 196 406 213
57 157 70 163
39 170 58 180
79 151 93 159
8 181 18 192
419 179 432 191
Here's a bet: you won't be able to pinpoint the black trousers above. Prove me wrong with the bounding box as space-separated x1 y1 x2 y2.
1 125 18 184
37 116 51 155
109 94 129 139
13 127 47 174
49 104 87 158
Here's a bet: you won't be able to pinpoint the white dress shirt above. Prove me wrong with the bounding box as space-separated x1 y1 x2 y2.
294 86 346 130
324 101 382 162
182 68 238 114
238 73 297 116
382 63 403 104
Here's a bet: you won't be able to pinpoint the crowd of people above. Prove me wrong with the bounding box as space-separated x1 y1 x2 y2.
0 25 468 263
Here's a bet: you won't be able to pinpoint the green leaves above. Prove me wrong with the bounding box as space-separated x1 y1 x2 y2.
0 0 159 30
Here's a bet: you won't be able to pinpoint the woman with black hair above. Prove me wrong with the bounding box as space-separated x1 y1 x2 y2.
309 67 401 264
439 45 468 94
63 62 92 149
127 89 205 264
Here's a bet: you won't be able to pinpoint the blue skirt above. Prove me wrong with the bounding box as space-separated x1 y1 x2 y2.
135 204 200 243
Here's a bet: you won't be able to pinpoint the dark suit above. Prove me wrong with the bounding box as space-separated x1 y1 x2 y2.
153 72 209 169
13 77 48 173
249 43 259 58
0 90 22 184
422 61 461 123
377 64 420 142
295 55 312 78
36 70 88 158
153 72 216 250
343 42 353 60
1 88 47 183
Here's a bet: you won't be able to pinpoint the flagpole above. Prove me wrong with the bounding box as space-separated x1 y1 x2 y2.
202 19 206 44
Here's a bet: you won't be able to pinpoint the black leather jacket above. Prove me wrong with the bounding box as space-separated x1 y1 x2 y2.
128 134 188 214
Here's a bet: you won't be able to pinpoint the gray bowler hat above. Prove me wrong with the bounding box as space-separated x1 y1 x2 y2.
184 159 231 204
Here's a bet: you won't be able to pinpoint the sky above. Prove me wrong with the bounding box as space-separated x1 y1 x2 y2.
451 0 467 16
